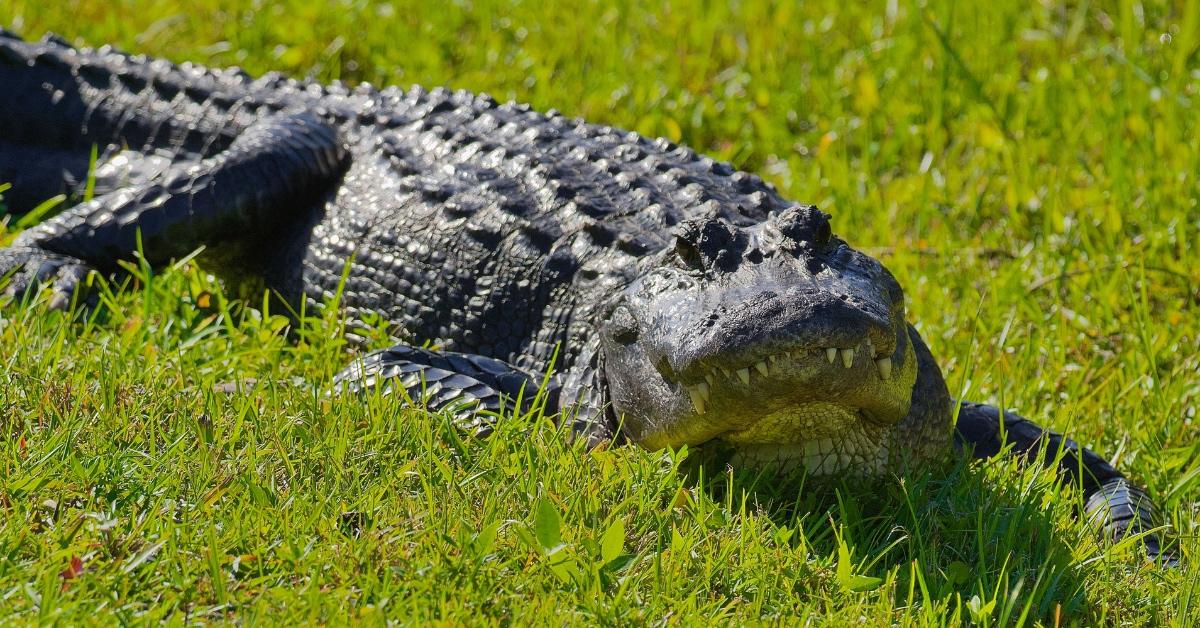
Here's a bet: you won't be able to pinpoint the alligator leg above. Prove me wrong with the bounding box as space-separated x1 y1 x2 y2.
331 344 557 437
0 141 93 215
1 111 346 304
954 402 1176 565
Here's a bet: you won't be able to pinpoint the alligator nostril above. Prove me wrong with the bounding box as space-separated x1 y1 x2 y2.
607 305 640 344
746 248 763 264
674 234 703 270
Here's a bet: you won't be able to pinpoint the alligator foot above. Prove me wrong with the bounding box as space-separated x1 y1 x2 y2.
331 344 556 436
0 245 94 310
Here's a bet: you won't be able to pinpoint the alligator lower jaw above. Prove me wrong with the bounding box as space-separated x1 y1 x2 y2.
724 438 891 476
702 407 893 476
672 403 897 477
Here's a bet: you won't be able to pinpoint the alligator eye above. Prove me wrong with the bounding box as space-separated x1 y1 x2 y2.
778 205 833 251
674 235 703 270
607 305 639 344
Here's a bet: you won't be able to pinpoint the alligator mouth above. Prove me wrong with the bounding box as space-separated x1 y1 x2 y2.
679 334 896 416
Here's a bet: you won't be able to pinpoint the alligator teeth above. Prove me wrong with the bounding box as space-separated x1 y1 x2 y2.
841 348 855 368
737 368 751 385
875 357 892 379
755 361 770 377
687 386 707 414
826 348 838 364
696 382 710 401
720 367 731 379
704 372 715 387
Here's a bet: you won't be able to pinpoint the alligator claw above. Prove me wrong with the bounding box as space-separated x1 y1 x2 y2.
0 246 95 310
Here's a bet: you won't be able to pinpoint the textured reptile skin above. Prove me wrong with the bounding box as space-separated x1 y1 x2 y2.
0 31 1174 563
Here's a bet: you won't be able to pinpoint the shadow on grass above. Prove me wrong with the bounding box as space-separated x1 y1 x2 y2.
678 449 1101 621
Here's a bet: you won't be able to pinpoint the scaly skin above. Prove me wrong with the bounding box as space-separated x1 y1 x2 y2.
0 31 1174 564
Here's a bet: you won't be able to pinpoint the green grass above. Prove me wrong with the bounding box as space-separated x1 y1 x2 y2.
1 0 1198 623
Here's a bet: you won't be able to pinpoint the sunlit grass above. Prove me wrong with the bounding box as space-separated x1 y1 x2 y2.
2 0 1198 623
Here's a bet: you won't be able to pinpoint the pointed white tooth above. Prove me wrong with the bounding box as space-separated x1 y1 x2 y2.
841 348 855 368
696 382 710 401
687 387 706 414
737 368 751 385
704 372 715 387
875 357 892 379
755 361 769 377
826 347 838 363
720 367 731 378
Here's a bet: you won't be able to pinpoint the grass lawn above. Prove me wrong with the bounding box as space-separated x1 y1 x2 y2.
2 0 1198 623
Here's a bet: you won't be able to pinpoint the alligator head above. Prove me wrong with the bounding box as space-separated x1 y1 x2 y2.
597 205 920 474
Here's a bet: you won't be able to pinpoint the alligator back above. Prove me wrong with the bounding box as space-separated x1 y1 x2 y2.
287 86 808 371
0 32 802 371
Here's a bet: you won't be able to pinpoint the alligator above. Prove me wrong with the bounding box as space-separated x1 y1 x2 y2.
0 31 1174 564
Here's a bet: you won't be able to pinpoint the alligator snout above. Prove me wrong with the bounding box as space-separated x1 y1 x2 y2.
670 287 900 384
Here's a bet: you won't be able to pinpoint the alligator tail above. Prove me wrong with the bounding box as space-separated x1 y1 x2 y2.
954 401 1177 566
